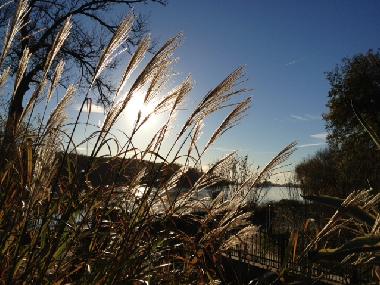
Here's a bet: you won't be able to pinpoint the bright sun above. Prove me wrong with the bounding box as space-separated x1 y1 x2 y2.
124 92 158 127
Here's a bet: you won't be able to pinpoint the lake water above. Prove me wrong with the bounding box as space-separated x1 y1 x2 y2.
258 186 303 204
204 186 303 204
134 185 303 207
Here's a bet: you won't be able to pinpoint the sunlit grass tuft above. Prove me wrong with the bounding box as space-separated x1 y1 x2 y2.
0 4 295 284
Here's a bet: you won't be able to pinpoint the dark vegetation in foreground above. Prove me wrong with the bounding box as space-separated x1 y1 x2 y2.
0 1 297 283
1 0 380 284
292 50 380 283
61 153 204 188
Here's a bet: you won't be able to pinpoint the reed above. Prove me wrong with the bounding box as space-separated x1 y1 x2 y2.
0 3 294 284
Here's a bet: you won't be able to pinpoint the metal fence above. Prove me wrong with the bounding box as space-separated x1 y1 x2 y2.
228 228 372 284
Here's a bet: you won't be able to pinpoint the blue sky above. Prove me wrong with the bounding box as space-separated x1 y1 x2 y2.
65 0 380 179
125 0 380 171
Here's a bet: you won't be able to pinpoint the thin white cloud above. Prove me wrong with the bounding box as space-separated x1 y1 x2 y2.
285 60 297 66
210 147 237 153
285 57 305 66
252 151 277 155
290 114 308 121
305 114 321 120
310 132 327 140
74 103 104 114
297 143 326 148
291 114 321 121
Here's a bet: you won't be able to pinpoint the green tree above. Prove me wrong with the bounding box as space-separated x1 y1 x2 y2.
325 50 380 191
296 51 380 197
325 51 380 150
295 148 339 196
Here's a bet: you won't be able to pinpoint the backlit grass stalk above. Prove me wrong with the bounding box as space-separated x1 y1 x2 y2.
0 6 297 284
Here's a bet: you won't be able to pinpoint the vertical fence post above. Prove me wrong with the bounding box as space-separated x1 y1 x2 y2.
259 229 262 263
251 234 253 261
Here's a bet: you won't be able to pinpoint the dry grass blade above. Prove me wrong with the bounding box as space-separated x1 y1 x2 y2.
47 60 65 102
191 152 236 193
204 97 251 152
0 66 11 88
162 166 189 195
0 8 271 283
177 66 247 140
98 35 182 144
221 225 258 251
17 18 71 124
115 35 151 98
203 212 252 245
19 78 48 124
14 47 31 93
43 17 72 75
34 129 61 187
0 0 29 67
187 120 204 158
223 142 296 205
253 141 296 185
129 34 182 95
304 190 375 254
157 166 189 209
154 76 192 115
93 14 135 82
126 167 148 199
45 84 76 131
141 125 166 156
143 59 172 105
26 137 33 185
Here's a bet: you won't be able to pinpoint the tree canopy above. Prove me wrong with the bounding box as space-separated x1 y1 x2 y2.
296 51 380 197
324 50 380 151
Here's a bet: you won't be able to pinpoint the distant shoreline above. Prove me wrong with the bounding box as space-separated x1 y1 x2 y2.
263 184 301 188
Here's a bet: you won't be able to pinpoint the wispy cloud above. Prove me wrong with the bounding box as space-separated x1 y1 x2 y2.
285 60 297 66
305 114 321 120
252 151 277 155
210 147 237 153
285 57 305 66
291 114 308 121
298 143 326 148
290 114 321 121
74 103 104 114
310 132 327 140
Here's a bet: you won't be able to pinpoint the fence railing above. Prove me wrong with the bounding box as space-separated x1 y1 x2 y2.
228 228 372 284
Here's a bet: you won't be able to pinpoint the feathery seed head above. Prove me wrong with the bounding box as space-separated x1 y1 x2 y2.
129 34 182 96
204 97 252 152
14 47 31 94
93 14 135 82
0 0 30 67
43 16 72 75
45 84 76 132
0 66 11 88
47 60 65 102
154 76 192 115
115 35 151 99
178 66 248 140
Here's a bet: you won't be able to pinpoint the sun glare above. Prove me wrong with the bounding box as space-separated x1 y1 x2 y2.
124 91 158 127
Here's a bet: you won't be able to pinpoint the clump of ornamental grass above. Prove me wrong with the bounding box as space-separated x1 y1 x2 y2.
0 2 295 284
299 124 380 283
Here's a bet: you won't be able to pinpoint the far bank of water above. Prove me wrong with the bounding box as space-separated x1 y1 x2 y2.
259 186 303 204
203 186 303 204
